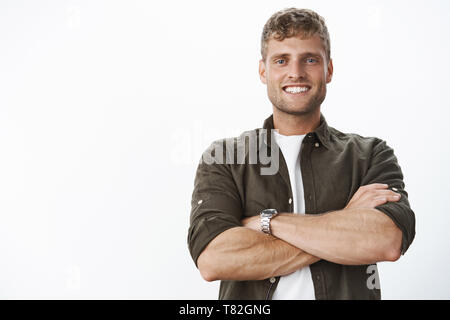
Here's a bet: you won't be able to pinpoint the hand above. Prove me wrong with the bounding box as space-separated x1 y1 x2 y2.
241 215 261 232
345 183 401 209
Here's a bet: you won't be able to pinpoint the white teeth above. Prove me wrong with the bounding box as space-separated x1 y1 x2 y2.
284 86 309 93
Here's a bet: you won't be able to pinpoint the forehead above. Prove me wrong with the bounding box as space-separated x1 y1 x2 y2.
266 34 326 59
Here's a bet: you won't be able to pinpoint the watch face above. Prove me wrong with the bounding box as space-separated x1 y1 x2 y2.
261 208 277 217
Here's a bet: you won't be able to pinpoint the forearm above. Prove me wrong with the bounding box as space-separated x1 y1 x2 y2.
271 208 402 265
197 226 320 281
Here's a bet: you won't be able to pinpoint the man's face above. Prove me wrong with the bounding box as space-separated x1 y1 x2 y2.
259 34 333 116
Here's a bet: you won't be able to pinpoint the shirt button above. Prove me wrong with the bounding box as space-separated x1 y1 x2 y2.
197 200 203 205
314 142 320 147
392 187 398 191
269 277 276 283
288 198 292 204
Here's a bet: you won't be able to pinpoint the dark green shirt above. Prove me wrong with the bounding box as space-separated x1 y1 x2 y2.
188 113 415 300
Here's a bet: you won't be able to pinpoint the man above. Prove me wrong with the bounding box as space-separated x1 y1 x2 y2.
187 8 415 300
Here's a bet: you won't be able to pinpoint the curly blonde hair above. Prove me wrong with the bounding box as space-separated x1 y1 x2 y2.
261 8 331 62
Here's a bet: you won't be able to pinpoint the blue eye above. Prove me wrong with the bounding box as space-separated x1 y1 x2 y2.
306 58 317 63
275 59 285 64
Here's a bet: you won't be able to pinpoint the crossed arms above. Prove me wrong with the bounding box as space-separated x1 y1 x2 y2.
197 183 403 282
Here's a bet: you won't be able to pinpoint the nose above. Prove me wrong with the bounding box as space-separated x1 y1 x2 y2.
287 61 306 80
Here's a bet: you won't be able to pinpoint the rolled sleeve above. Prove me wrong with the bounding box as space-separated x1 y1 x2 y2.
187 141 243 267
361 139 416 255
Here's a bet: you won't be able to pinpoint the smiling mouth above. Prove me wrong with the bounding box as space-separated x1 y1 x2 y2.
282 85 311 94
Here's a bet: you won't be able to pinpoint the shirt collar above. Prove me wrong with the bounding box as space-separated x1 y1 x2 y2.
261 113 332 149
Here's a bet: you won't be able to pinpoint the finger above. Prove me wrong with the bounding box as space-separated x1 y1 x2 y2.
351 183 389 203
371 197 388 207
358 189 396 202
371 194 401 207
362 183 389 190
367 192 401 203
387 194 401 201
370 189 401 197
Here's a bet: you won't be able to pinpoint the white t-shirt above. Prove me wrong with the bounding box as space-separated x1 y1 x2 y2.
271 131 316 300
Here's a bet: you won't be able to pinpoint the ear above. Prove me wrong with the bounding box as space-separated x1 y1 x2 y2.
326 58 333 83
259 59 267 84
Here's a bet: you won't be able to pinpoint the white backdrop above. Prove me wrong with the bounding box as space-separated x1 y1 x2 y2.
0 0 449 299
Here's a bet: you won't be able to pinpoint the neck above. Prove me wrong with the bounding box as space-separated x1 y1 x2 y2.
272 108 321 136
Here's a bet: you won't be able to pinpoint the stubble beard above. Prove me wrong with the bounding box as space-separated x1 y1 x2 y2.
268 83 326 116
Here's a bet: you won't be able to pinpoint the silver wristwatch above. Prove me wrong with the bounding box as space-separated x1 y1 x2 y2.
260 209 278 235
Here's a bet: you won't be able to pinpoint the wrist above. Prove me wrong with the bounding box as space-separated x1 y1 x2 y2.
269 213 296 238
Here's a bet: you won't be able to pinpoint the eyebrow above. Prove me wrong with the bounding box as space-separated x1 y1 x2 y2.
269 52 323 60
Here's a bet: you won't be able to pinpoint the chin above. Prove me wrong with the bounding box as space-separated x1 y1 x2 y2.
275 103 318 116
